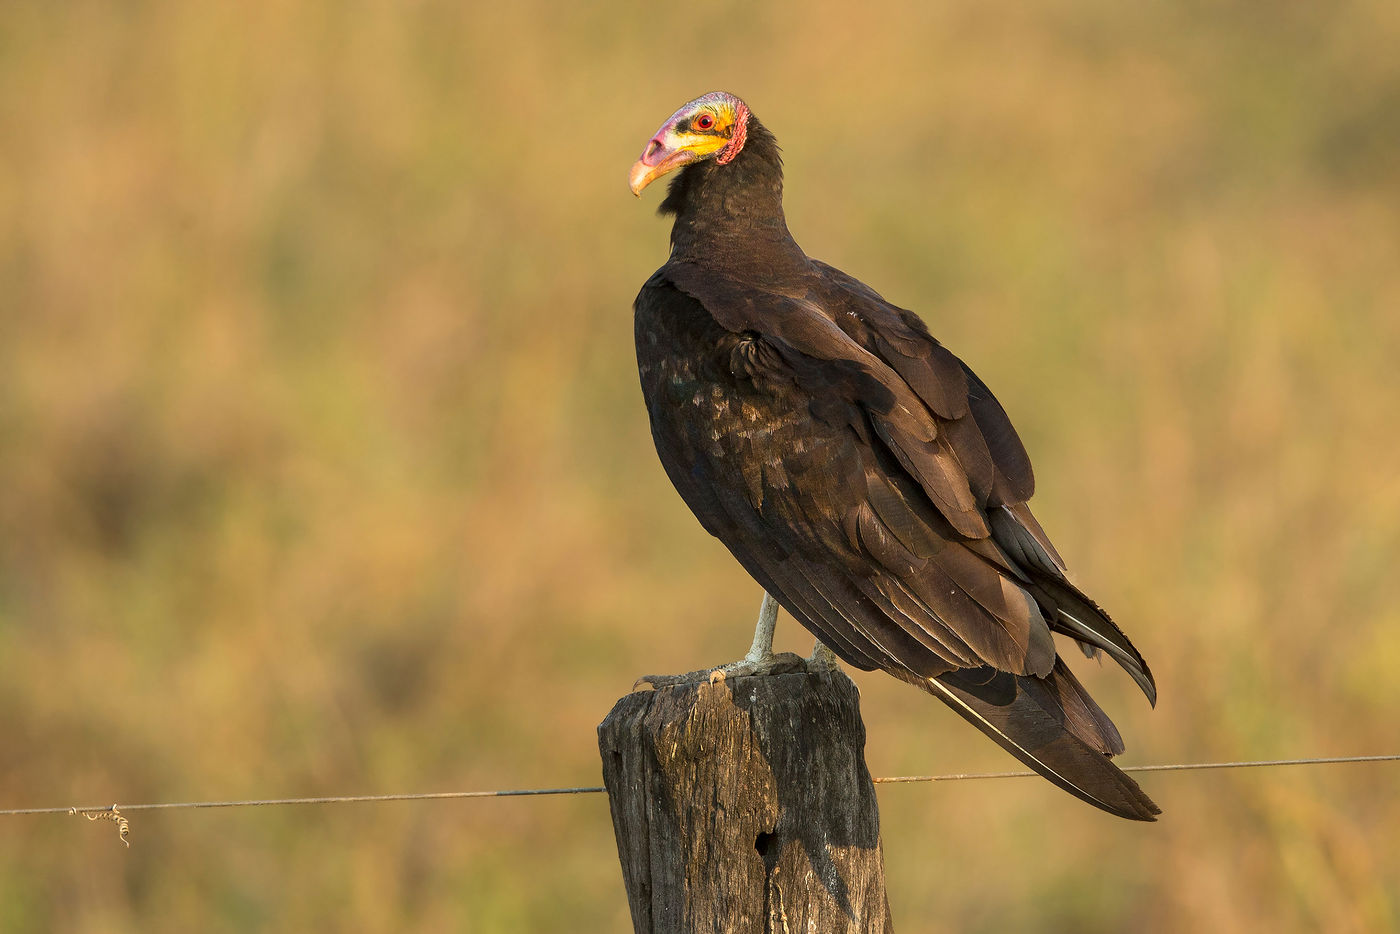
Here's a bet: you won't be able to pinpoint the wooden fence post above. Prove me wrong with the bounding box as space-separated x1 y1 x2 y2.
598 664 893 933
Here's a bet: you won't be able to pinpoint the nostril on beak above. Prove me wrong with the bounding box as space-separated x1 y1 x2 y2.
644 138 662 162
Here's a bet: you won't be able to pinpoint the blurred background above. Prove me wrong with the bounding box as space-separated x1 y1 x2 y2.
2 0 1398 931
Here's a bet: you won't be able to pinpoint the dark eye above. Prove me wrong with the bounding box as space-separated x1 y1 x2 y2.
694 113 715 131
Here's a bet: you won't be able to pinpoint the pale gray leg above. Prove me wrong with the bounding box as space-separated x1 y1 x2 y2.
634 590 802 689
740 591 780 669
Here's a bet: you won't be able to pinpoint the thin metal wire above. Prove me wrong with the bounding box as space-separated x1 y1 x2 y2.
872 753 1400 784
1 787 609 817
2 754 1395 819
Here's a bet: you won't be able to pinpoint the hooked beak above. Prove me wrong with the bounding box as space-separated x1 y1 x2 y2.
628 135 699 196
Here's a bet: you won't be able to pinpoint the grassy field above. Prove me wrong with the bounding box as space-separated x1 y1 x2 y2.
2 1 1399 931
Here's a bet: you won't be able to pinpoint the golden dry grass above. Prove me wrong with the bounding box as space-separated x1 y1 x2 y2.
2 1 1399 931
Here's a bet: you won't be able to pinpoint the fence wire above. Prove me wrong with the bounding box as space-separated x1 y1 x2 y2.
3 754 1395 833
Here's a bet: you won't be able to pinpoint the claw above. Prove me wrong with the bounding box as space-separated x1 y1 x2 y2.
631 592 829 693
631 653 810 693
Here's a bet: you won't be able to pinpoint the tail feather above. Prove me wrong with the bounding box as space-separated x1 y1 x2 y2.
915 663 1161 821
989 505 1157 706
1019 658 1124 755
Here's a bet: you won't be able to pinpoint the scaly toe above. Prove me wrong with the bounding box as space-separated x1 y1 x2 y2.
632 653 810 692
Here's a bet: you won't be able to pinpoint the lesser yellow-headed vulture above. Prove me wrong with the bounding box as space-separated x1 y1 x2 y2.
629 91 1158 821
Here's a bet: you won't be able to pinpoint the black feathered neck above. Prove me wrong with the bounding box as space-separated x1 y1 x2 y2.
658 114 804 270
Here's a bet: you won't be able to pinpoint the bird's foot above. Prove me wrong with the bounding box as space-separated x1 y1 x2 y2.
806 640 841 673
633 651 809 691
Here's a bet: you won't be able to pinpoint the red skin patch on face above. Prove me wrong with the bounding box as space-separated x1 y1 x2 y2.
716 100 749 165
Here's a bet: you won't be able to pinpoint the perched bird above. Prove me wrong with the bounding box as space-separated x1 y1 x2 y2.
629 91 1159 821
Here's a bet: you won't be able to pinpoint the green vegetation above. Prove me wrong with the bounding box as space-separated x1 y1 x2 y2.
2 1 1398 930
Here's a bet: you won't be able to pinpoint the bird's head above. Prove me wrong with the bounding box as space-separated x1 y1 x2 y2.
628 91 751 196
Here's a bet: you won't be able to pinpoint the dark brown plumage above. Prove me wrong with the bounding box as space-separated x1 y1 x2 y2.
630 92 1159 821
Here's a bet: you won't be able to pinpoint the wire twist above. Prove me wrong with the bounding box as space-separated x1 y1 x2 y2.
69 806 130 848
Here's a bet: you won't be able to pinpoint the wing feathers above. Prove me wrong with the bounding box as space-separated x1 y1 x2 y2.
855 576 981 667
636 264 1157 819
870 419 988 539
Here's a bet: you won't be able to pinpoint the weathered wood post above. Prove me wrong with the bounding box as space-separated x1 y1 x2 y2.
598 660 893 933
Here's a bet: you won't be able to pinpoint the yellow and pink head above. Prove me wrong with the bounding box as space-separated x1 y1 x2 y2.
628 91 751 196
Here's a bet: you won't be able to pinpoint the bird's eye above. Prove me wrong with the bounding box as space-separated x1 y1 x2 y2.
694 113 716 131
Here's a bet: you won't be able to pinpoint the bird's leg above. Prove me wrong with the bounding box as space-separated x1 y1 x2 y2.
739 590 780 670
634 591 805 690
704 591 802 683
806 638 841 672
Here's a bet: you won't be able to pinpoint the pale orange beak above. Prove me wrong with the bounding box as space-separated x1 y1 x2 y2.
628 135 699 196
